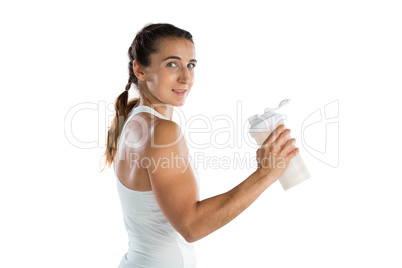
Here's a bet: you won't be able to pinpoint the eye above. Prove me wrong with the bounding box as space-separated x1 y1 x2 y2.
166 62 177 68
188 63 196 69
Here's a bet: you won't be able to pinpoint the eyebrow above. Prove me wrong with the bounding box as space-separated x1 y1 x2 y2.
162 56 197 63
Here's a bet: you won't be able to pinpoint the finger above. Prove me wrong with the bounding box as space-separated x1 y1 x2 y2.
280 138 296 155
274 128 291 148
262 124 286 148
288 147 299 160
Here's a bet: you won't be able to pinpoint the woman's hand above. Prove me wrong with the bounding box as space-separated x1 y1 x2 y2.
256 124 299 183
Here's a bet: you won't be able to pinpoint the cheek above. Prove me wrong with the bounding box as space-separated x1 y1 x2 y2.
159 71 178 86
146 73 160 88
190 72 195 85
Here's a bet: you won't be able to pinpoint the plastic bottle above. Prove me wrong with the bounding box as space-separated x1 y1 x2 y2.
248 99 310 190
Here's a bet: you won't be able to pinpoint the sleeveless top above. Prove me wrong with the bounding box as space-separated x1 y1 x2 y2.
114 105 199 268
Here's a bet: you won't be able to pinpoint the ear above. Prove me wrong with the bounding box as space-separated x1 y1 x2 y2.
133 60 146 82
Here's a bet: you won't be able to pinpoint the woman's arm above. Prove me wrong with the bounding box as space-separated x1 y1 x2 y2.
147 120 298 243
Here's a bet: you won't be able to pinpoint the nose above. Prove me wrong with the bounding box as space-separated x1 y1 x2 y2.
178 67 191 86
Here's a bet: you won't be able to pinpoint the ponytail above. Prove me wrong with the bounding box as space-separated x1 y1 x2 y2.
100 47 139 172
100 77 139 172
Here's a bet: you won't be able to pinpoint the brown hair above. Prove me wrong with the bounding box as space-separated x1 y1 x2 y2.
100 23 194 172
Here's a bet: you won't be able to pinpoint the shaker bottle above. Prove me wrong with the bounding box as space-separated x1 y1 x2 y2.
248 99 310 190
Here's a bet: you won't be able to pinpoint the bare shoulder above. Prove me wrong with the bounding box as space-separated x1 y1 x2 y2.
146 118 192 183
150 119 187 152
122 114 184 150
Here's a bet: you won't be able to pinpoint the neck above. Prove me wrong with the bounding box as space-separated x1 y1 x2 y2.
138 94 174 120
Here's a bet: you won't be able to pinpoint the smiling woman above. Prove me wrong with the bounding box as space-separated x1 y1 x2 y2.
101 23 200 267
100 23 298 268
136 37 197 107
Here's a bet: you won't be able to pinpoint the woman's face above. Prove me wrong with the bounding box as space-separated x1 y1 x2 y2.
142 37 196 107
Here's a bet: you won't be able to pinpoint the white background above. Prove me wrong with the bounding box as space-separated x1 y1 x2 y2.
1 0 401 267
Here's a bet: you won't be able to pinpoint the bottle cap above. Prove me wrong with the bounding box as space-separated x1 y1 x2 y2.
248 99 290 137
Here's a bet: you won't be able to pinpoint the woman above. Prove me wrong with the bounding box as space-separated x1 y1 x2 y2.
101 23 299 268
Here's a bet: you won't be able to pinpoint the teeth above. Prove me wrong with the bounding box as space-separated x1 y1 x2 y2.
174 89 184 92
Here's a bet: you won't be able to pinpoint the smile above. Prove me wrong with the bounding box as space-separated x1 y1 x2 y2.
172 89 187 95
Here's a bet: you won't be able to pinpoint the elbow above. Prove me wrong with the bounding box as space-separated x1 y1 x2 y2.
181 219 202 243
183 232 200 243
181 202 204 243
183 235 196 243
181 226 200 243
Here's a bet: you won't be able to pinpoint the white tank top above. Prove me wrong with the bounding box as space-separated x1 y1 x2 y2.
114 105 199 268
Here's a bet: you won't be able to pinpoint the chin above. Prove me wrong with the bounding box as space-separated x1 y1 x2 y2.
173 101 186 107
170 97 187 107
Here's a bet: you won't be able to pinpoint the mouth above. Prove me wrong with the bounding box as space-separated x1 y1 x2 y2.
172 89 187 95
